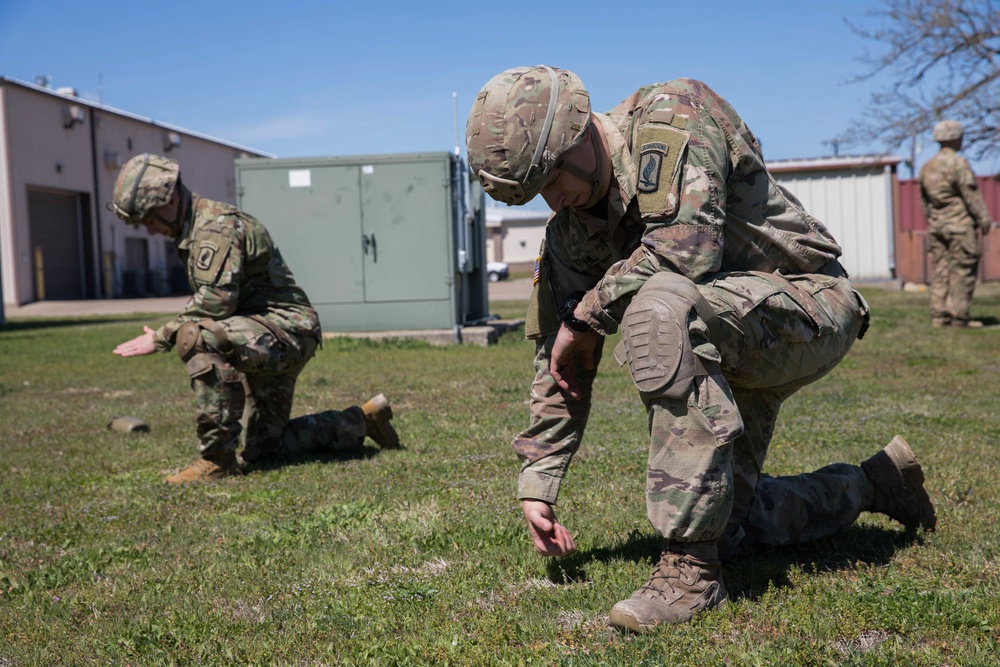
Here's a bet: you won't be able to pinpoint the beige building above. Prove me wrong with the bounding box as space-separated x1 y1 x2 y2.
485 206 548 271
0 76 269 310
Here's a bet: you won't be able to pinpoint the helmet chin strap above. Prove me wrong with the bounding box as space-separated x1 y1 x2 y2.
557 125 605 209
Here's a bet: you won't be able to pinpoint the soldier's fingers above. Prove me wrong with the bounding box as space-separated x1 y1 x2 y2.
552 523 577 555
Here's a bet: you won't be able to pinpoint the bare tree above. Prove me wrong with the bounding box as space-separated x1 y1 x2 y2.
841 0 999 168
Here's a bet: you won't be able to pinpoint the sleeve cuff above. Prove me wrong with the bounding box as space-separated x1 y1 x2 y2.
152 327 174 352
517 470 563 505
578 292 619 336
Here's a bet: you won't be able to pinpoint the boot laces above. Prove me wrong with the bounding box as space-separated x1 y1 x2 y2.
639 553 701 602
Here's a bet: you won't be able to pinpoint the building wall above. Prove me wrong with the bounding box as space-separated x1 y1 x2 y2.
0 79 266 305
773 164 896 281
502 219 546 265
1 84 97 303
486 208 548 268
896 175 1000 284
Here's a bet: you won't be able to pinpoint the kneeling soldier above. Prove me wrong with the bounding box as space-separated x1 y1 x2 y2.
110 154 400 483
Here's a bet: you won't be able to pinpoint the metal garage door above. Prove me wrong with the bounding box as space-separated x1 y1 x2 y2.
27 189 84 300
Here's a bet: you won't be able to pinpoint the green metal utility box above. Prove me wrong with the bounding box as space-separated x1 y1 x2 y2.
235 152 489 333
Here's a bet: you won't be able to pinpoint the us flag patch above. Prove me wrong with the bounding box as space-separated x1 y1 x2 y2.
533 257 541 285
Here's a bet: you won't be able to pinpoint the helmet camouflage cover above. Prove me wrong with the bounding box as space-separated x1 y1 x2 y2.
932 120 964 142
466 65 591 205
109 153 180 225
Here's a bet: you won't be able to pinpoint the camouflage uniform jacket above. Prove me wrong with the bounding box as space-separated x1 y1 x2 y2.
918 147 992 234
518 79 845 502
152 195 320 351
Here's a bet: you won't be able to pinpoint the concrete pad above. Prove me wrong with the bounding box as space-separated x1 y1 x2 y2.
324 319 525 347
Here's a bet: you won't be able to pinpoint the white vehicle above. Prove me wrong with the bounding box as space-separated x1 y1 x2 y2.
487 261 509 283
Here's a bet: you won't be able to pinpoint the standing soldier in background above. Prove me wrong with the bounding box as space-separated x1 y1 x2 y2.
110 154 400 483
919 120 994 328
467 66 936 633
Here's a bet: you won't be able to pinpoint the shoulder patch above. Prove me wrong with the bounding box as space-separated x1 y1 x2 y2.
190 227 232 283
635 123 689 218
638 142 668 193
196 242 219 272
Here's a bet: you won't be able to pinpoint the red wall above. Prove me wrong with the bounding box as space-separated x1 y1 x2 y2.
895 174 1000 283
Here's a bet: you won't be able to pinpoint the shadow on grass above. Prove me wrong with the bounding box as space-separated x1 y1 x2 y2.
241 443 384 474
545 524 927 602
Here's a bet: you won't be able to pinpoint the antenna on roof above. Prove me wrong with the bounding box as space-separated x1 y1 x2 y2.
453 92 460 157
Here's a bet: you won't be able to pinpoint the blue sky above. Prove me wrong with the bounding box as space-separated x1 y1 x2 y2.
2 0 989 203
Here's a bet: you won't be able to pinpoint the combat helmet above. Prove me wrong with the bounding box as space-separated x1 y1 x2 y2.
109 153 180 225
466 65 591 205
933 120 964 142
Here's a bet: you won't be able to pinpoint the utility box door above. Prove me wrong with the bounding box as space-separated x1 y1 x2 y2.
236 152 484 333
238 163 365 304
359 159 451 302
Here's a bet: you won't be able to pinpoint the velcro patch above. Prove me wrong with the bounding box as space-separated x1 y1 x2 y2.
635 123 689 218
638 142 668 193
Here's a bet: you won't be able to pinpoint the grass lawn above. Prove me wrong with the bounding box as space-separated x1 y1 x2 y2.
1 284 998 666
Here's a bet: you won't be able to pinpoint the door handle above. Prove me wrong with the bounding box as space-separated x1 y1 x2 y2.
361 233 378 263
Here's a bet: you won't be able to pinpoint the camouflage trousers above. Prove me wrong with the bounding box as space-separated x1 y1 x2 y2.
185 316 365 458
643 269 871 553
928 226 980 325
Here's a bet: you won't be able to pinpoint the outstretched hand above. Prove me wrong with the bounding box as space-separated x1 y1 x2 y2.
521 499 577 557
113 326 158 357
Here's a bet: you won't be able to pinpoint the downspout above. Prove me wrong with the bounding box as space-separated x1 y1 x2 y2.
88 104 106 298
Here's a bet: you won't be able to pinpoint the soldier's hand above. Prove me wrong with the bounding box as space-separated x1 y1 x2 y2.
522 499 577 557
549 325 600 400
113 326 158 357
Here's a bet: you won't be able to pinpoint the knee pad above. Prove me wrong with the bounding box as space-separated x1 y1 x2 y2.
176 321 204 362
616 273 710 401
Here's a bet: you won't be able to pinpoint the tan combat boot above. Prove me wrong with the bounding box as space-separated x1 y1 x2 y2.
165 450 237 484
861 435 936 530
610 540 727 633
361 394 400 449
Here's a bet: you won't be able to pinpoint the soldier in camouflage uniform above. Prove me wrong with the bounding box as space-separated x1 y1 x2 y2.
110 154 400 483
466 67 937 632
919 120 994 328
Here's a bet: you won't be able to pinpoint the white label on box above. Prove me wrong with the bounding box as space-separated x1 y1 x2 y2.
288 169 311 188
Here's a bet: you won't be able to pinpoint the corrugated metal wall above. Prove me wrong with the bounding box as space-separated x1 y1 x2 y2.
897 175 1000 283
774 167 895 281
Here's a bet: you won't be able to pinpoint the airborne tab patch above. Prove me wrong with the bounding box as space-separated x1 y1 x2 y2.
638 142 668 193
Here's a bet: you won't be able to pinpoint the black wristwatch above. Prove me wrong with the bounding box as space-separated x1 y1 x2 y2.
558 291 591 333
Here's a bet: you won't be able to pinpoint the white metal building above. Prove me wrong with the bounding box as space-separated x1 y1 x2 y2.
0 76 270 310
769 155 901 281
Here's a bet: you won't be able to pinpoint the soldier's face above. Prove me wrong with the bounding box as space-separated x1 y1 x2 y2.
540 167 592 212
142 197 181 238
141 217 174 237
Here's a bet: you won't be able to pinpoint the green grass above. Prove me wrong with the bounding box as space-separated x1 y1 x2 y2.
1 285 999 666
